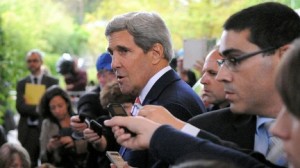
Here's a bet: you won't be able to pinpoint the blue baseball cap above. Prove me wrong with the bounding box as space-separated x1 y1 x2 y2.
96 52 112 71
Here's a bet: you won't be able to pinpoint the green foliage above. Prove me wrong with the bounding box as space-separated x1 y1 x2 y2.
68 25 90 56
0 0 90 119
0 18 5 124
0 0 299 122
89 0 248 49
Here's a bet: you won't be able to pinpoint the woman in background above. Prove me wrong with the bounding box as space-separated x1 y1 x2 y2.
39 85 87 168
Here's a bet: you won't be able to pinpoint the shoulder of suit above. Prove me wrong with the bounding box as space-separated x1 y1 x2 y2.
206 107 255 124
189 107 231 122
202 107 231 116
42 75 59 81
17 76 31 83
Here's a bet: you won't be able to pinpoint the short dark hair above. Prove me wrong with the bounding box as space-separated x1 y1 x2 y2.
276 38 300 119
224 2 300 50
39 85 74 122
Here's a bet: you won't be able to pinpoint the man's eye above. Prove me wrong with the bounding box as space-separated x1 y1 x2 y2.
208 71 217 76
118 48 129 54
228 58 238 65
107 49 113 55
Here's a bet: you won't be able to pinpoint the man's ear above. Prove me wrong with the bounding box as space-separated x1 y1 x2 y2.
278 44 290 59
151 43 164 65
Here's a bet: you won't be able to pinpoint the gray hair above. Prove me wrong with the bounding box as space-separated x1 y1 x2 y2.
26 49 44 61
105 12 173 61
0 143 31 168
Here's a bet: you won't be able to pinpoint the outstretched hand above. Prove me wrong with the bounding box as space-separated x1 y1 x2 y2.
138 105 186 130
104 116 161 150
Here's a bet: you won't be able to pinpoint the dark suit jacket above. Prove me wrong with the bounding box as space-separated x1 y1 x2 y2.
0 125 7 146
125 69 206 167
150 125 267 168
189 107 256 150
16 74 58 144
188 108 285 168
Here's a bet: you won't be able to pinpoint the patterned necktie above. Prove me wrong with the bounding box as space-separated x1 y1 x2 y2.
131 97 141 116
135 97 141 104
255 122 269 155
265 122 287 166
119 97 141 156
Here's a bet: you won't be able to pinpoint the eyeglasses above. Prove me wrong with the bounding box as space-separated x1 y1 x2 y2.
98 70 114 77
217 47 278 70
27 59 39 63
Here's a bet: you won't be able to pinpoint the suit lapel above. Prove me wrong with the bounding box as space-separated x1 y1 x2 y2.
143 69 180 105
41 75 47 85
25 76 32 83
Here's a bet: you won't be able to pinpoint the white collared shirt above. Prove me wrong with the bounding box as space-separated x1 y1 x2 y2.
131 66 172 116
30 73 43 84
138 66 172 104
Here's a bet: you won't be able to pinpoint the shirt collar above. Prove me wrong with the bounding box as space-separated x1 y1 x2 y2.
138 66 172 104
30 73 43 84
256 115 275 133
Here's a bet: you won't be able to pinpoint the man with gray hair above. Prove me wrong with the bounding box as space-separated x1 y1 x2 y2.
105 12 206 167
16 49 58 167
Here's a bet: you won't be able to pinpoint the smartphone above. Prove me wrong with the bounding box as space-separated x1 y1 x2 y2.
107 103 128 117
107 103 136 136
89 120 102 137
52 135 61 139
106 151 126 168
78 114 86 122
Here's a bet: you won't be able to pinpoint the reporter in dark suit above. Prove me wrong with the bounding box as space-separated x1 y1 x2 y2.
135 2 300 167
105 12 206 167
16 49 58 167
105 116 267 168
189 107 256 149
106 38 300 168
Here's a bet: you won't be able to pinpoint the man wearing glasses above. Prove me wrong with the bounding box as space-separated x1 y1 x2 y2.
135 2 300 167
16 49 58 167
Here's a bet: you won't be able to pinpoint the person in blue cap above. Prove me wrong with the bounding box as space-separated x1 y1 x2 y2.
70 52 117 168
94 52 116 93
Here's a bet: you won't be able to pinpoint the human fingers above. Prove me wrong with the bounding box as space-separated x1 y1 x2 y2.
83 128 101 142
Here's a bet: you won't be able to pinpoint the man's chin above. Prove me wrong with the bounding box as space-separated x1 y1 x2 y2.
119 86 133 95
229 104 244 114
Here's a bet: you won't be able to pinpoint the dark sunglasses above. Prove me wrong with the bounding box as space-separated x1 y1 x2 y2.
27 59 40 63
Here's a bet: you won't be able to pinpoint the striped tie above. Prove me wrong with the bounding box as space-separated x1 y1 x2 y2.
135 97 141 104
120 97 141 156
265 122 287 166
131 97 141 116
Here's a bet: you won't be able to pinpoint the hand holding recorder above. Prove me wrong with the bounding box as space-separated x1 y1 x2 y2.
107 103 138 136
